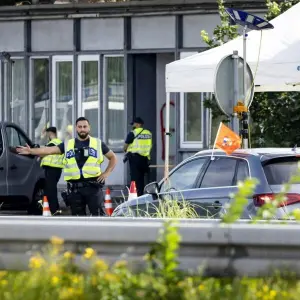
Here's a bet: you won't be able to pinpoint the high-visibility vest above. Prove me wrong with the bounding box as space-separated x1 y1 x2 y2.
63 137 104 181
40 138 64 169
127 128 152 159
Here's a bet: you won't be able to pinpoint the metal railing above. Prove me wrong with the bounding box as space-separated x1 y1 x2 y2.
0 216 300 276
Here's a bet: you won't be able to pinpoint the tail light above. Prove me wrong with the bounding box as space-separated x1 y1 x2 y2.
253 193 300 207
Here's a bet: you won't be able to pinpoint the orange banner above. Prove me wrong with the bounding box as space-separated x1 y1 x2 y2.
215 123 241 155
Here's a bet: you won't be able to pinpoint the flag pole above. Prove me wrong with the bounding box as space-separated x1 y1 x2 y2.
211 122 222 160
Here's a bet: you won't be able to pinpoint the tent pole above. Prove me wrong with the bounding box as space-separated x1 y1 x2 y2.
164 92 170 179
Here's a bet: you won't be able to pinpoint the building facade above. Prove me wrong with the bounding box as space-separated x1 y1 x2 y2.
0 0 266 193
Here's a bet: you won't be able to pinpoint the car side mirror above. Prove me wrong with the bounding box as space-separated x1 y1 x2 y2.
144 182 159 195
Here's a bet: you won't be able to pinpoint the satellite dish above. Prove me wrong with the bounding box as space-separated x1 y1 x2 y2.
214 54 254 116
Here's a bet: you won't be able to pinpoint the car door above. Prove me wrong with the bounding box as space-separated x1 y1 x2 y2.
193 157 250 218
5 125 37 198
146 157 209 217
0 128 8 198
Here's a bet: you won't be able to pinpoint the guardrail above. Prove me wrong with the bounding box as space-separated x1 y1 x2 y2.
0 216 300 277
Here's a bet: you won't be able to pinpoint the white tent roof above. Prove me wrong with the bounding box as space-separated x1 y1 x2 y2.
165 3 300 93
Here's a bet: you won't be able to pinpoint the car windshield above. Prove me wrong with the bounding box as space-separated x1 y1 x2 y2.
263 157 300 185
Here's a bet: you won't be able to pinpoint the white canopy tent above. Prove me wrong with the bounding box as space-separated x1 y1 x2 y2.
163 3 300 177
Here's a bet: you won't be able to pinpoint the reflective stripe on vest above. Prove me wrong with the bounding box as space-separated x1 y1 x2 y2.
40 138 64 168
63 137 104 181
127 128 152 158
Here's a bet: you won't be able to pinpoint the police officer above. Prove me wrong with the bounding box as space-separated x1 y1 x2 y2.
123 117 152 196
17 117 117 216
40 126 64 215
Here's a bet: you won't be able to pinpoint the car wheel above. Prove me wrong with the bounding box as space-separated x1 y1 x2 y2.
27 184 44 215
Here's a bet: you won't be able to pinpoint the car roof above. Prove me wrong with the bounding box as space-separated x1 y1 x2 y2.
193 148 300 161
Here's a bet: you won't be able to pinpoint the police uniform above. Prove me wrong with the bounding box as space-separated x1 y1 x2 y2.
40 138 64 214
125 126 152 196
57 137 110 216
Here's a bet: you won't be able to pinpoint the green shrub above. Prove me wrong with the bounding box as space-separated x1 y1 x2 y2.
0 221 299 300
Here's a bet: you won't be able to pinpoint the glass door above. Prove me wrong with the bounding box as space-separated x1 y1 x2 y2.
78 55 100 138
52 56 73 141
30 57 50 144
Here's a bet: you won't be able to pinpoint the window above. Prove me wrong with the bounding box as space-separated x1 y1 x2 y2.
79 57 99 138
200 157 237 188
6 126 29 150
31 58 50 145
160 158 207 192
53 57 73 141
263 157 300 185
104 56 125 148
236 160 250 182
179 52 203 148
11 59 26 130
180 92 203 148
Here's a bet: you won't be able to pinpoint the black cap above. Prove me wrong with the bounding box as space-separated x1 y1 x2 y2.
130 117 144 125
45 126 57 134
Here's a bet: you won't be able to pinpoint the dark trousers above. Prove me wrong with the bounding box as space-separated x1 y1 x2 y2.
44 167 62 215
129 154 149 197
69 185 105 216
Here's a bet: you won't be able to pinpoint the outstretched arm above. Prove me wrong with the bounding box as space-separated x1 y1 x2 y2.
17 144 62 156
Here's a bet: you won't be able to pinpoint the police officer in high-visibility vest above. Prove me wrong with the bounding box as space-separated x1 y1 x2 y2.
40 127 64 214
123 117 152 196
17 117 117 216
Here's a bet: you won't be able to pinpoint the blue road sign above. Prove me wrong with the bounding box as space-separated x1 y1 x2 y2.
225 8 274 30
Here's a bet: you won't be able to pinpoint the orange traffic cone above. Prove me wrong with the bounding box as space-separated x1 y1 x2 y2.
43 196 51 217
128 181 138 201
104 188 114 216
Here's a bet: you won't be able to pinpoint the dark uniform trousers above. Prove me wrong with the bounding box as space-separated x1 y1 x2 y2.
68 183 105 216
44 167 62 214
129 153 149 196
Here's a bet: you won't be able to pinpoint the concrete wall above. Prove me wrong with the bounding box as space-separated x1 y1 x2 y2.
0 22 24 52
131 16 176 49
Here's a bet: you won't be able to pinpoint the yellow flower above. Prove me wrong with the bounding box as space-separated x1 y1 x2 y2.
263 285 269 293
103 272 118 282
50 236 64 246
1 280 7 286
63 251 74 260
256 291 262 298
59 288 75 300
0 271 7 278
94 259 108 271
198 284 205 291
71 275 81 285
83 247 95 259
29 256 46 269
51 276 59 286
114 260 127 269
59 287 82 300
270 290 277 298
49 264 60 274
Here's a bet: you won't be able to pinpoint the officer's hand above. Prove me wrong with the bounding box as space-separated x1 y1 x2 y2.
16 144 31 155
97 171 109 183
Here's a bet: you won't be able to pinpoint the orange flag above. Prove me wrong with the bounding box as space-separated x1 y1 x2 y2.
214 122 241 155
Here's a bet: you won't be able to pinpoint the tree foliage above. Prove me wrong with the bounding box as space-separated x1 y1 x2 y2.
201 0 300 147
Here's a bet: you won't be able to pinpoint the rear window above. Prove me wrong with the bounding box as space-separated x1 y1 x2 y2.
263 157 300 185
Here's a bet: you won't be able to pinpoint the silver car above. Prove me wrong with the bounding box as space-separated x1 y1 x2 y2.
112 148 300 219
